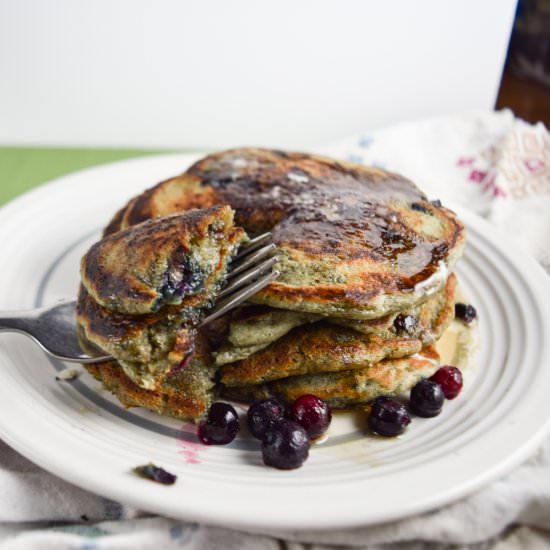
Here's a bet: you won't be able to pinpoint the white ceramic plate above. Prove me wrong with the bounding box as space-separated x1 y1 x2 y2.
0 153 549 532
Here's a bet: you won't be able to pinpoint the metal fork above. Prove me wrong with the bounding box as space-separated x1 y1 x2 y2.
0 232 279 364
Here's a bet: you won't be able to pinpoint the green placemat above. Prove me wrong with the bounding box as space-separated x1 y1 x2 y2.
0 147 171 207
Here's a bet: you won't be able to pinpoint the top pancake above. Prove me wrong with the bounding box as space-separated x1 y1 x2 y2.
105 148 465 319
82 205 246 315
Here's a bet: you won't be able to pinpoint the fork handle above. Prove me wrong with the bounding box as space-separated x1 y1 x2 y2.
0 312 35 333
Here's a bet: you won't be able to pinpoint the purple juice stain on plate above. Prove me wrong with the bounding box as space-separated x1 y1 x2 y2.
177 426 204 465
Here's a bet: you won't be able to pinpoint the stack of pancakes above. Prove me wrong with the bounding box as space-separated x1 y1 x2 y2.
77 148 465 421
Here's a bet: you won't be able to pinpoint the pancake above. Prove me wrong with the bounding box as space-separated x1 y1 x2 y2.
77 205 246 391
225 306 320 348
215 273 456 367
85 334 216 421
82 205 246 315
220 323 422 387
103 148 465 319
76 287 205 390
78 148 466 421
330 272 456 344
222 347 440 408
103 174 219 236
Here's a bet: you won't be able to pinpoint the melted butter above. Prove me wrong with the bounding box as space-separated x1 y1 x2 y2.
436 326 459 365
438 284 477 370
414 261 448 297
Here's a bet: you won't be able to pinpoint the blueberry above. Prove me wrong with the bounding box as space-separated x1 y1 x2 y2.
410 379 445 417
247 398 286 440
411 202 429 213
290 394 332 439
133 463 177 485
368 396 411 436
160 254 205 301
262 420 310 470
455 303 477 323
430 199 442 208
394 314 417 335
429 366 463 400
210 177 235 189
198 402 240 445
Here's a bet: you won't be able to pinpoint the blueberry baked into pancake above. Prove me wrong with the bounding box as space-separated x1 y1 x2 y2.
76 148 466 422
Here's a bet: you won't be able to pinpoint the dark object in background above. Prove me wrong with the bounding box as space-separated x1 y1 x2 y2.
508 0 550 86
496 0 550 126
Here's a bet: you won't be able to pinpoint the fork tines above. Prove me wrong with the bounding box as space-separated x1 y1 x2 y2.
199 233 279 326
235 232 273 259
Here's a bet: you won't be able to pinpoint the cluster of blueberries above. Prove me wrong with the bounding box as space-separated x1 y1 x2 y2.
198 395 331 469
197 361 463 470
368 365 463 437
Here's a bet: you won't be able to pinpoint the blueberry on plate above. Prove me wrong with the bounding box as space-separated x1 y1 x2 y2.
290 394 332 439
262 420 310 470
247 397 286 441
410 379 445 417
429 366 463 399
198 402 240 445
368 396 411 437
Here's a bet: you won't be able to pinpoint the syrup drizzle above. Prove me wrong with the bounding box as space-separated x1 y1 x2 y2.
188 149 458 286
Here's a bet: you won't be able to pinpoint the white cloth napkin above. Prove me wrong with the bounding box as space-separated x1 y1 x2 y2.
1 111 549 549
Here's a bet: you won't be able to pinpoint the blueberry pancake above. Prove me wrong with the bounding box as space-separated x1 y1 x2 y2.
77 287 204 390
85 334 216 420
222 347 440 408
218 271 454 387
215 273 456 367
105 148 465 320
219 324 422 387
82 205 246 315
329 272 456 343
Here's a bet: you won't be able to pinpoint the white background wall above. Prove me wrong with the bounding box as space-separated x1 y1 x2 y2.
0 0 517 149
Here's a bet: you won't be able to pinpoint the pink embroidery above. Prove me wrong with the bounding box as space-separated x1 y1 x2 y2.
480 174 506 197
469 170 488 182
523 159 544 173
482 174 495 192
456 127 549 199
456 155 508 198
